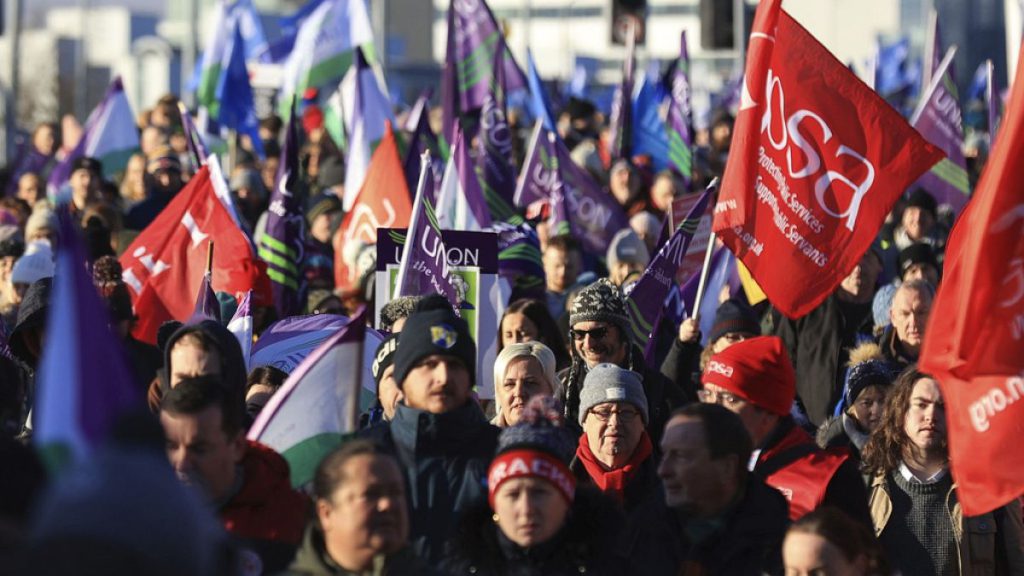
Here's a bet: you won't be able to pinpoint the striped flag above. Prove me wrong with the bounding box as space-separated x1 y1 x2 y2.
35 215 140 470
666 31 694 189
48 77 139 198
227 290 253 372
910 46 969 214
336 47 395 211
437 125 493 232
248 307 367 488
257 101 307 317
278 0 375 119
626 186 712 364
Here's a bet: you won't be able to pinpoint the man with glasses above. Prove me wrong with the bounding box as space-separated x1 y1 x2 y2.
570 363 658 516
699 336 871 526
560 279 684 444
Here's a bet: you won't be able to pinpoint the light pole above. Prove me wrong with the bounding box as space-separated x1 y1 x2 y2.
3 0 23 163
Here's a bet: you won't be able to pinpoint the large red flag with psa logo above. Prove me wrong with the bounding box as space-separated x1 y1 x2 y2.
120 167 265 344
333 126 412 293
919 42 1024 517
714 0 943 319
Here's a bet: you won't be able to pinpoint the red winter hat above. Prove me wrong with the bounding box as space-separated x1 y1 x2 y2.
701 336 795 416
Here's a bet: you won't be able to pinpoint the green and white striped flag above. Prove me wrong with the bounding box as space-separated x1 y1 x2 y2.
278 0 375 119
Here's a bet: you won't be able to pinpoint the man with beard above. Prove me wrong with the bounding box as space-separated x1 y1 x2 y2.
125 148 185 231
560 279 685 443
160 375 309 573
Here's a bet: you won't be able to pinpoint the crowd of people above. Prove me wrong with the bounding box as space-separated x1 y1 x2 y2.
0 76 1021 576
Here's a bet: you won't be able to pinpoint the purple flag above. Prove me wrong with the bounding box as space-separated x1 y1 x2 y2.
258 100 307 317
35 213 140 467
475 39 520 222
178 101 210 169
493 221 545 297
910 47 969 214
608 24 636 161
227 290 253 371
403 90 444 195
516 124 629 254
394 153 461 311
190 270 222 324
448 0 527 115
666 31 694 190
626 186 712 365
4 145 53 195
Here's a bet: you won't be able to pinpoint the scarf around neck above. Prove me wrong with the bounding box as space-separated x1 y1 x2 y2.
575 431 653 502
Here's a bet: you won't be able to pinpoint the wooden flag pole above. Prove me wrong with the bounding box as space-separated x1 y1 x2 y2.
206 240 215 276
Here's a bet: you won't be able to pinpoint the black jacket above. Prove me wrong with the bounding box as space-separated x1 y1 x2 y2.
773 294 874 426
659 338 704 402
623 475 790 576
359 401 499 565
443 485 626 576
282 524 441 576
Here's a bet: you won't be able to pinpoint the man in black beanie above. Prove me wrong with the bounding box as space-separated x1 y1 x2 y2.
360 305 498 565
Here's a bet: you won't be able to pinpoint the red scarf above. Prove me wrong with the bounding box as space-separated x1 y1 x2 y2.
575 431 653 503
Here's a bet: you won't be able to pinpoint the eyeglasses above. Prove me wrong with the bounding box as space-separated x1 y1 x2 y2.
696 388 744 407
589 407 640 423
571 326 609 341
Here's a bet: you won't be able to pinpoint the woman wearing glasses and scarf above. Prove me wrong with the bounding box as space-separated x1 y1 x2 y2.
569 363 660 518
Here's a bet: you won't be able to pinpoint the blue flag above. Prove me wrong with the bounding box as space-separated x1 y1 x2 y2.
526 49 557 132
216 20 265 159
631 74 671 171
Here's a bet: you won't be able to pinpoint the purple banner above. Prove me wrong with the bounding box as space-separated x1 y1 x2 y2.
666 31 694 190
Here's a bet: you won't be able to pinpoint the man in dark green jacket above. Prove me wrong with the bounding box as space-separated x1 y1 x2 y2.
359 303 499 565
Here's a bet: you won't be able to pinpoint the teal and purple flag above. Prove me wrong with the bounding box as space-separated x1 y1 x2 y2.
608 24 637 161
493 221 545 297
665 31 694 190
475 42 520 223
910 46 969 214
437 125 493 232
394 153 461 310
442 0 527 141
48 77 139 197
626 186 712 364
258 101 307 317
34 214 140 470
515 122 629 255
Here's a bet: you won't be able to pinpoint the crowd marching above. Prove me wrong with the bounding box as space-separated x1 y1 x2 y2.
1 0 1023 574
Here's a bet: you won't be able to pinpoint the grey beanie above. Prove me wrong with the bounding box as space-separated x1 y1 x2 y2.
606 228 650 269
569 278 630 334
578 363 648 425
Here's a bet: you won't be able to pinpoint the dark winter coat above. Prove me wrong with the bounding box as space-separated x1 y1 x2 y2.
359 401 499 565
816 413 870 462
569 445 661 518
149 319 249 413
443 485 627 576
877 324 917 372
659 338 704 403
623 475 790 576
282 524 441 576
774 294 875 425
9 278 51 368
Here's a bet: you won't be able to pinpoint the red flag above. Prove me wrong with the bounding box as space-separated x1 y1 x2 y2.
713 0 943 319
919 41 1024 516
120 167 263 344
333 126 412 292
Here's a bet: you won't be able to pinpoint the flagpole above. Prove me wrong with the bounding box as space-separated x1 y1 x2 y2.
909 46 958 126
206 240 215 276
692 232 717 322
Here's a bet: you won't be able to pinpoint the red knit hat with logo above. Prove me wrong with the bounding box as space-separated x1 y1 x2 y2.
701 335 795 416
